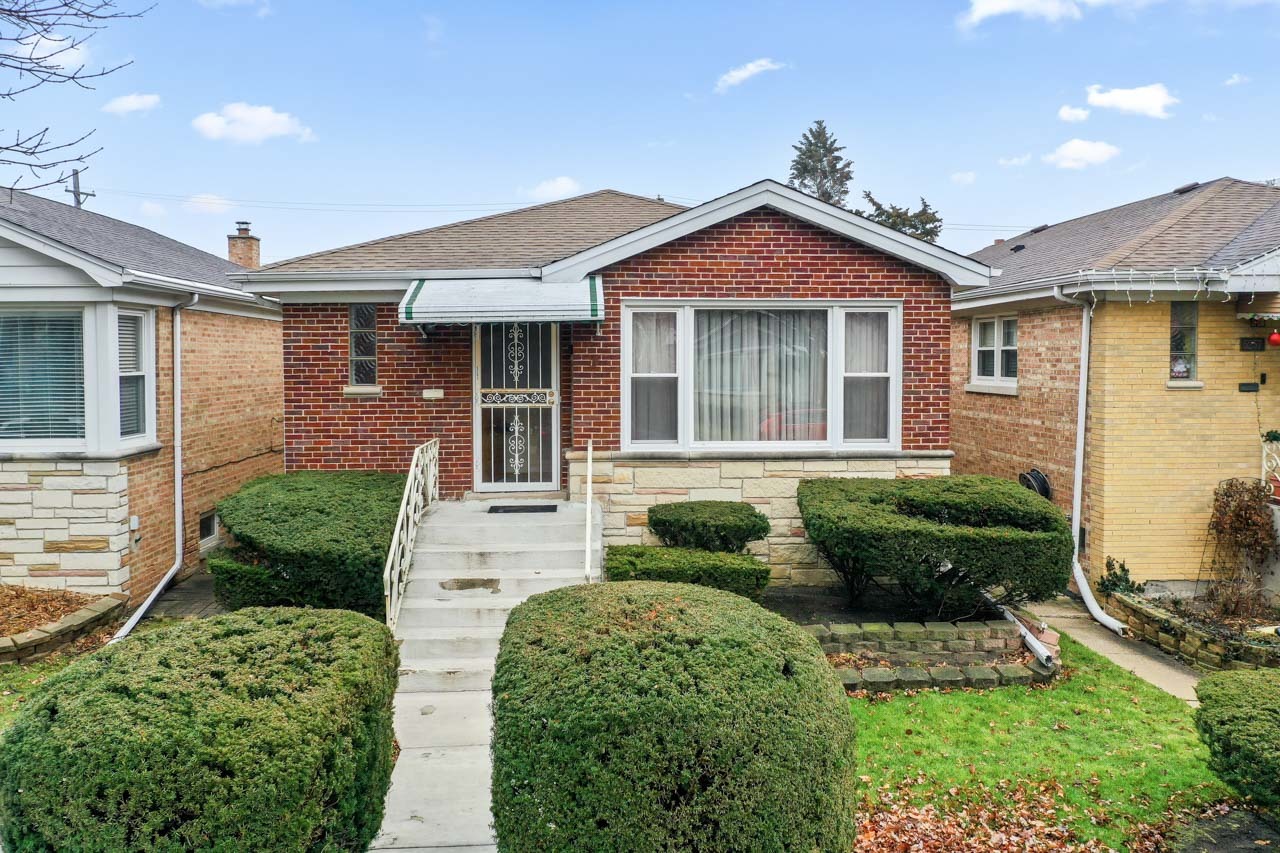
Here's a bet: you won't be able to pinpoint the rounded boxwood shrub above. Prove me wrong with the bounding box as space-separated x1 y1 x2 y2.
0 607 398 852
797 475 1072 617
1195 669 1280 812
646 500 771 553
211 470 406 619
491 581 858 852
605 544 771 599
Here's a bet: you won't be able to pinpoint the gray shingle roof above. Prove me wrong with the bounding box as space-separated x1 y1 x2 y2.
260 190 686 273
970 178 1280 288
0 189 245 288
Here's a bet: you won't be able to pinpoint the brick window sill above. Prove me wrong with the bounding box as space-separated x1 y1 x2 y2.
964 382 1018 397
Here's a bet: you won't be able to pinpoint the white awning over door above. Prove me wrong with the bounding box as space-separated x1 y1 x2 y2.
398 275 603 324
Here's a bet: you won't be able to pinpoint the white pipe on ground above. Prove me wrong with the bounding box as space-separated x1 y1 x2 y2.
1052 285 1127 636
110 295 198 643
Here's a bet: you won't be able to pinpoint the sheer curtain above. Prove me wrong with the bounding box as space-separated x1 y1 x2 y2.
694 310 827 442
843 312 889 441
631 312 678 441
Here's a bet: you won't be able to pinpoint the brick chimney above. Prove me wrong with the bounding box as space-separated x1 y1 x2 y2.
993 238 1005 245
228 221 260 269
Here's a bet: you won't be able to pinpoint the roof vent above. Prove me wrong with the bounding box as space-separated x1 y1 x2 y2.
1030 224 1050 234
1173 182 1200 195
1010 243 1026 253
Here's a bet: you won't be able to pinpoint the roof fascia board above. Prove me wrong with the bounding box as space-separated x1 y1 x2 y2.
275 290 409 304
0 218 123 288
541 180 991 289
954 269 1233 307
234 267 539 286
1231 245 1280 276
123 269 259 302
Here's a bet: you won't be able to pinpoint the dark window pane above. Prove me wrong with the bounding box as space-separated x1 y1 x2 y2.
1001 350 1018 379
119 374 145 436
1171 302 1197 329
352 331 377 358
977 350 995 377
351 304 377 330
843 377 889 440
632 377 677 441
352 358 377 386
1001 318 1018 348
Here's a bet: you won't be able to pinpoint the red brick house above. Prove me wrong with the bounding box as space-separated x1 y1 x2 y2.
0 193 283 606
241 180 988 584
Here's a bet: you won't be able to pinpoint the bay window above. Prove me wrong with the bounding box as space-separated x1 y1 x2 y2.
0 311 86 441
623 301 901 450
118 311 147 438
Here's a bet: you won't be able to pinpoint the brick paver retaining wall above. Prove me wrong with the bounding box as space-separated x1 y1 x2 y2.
1105 591 1280 672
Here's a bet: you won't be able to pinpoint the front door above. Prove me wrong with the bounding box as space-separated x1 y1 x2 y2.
473 322 559 491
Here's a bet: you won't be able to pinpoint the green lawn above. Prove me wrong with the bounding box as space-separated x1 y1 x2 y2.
851 633 1227 849
0 656 77 731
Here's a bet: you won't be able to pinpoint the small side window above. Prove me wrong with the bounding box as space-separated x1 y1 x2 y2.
349 304 378 386
1170 302 1198 380
973 316 1017 382
198 511 220 548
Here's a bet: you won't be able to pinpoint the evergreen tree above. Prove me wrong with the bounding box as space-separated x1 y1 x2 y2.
855 191 943 243
787 120 853 207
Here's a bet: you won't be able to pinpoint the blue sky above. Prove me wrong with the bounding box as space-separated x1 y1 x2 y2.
12 0 1280 262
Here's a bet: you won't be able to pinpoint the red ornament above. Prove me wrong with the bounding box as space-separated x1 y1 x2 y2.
1269 330 1280 347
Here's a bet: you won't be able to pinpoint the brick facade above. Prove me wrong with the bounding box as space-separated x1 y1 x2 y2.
281 208 954 508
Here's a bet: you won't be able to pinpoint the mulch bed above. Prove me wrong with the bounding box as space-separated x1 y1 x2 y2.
0 586 95 636
828 649 1034 671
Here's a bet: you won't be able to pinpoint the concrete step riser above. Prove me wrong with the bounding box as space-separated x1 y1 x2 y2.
411 550 591 571
398 607 513 628
406 573 588 598
422 525 585 546
401 635 502 658
398 668 494 693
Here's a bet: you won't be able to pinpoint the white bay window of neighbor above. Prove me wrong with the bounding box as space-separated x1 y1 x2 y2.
626 304 897 449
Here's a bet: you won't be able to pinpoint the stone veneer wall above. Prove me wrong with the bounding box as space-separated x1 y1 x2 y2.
567 452 951 586
0 460 131 596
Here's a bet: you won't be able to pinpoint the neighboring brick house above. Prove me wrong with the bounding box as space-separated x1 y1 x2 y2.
0 195 283 605
241 180 989 585
953 177 1280 592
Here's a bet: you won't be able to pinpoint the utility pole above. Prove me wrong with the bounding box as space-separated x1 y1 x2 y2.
64 169 95 208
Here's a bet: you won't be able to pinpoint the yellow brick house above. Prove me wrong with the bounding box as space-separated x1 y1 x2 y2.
952 177 1280 596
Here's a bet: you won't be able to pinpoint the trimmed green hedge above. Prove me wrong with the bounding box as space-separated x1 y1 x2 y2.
0 608 398 852
797 475 1072 617
211 471 405 619
492 582 858 851
605 544 771 599
646 500 771 553
1195 669 1280 812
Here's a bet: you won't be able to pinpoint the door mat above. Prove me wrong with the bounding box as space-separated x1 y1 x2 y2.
488 504 559 514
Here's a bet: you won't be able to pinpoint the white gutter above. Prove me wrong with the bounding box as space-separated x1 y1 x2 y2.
981 593 1055 667
1052 285 1127 636
110 294 198 643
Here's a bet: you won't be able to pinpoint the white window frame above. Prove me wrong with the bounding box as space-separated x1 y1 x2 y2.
971 315 1018 387
620 299 903 453
0 302 156 455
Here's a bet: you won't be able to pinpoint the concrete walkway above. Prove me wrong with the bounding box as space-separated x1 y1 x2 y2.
144 569 226 620
1032 596 1202 704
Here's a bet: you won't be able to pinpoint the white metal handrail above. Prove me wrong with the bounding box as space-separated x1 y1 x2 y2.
584 439 594 583
384 439 440 630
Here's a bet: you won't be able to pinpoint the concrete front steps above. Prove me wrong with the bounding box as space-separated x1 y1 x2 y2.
372 497 601 852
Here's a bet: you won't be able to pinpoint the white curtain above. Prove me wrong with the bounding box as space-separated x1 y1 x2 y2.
694 310 827 442
631 313 678 441
843 312 889 440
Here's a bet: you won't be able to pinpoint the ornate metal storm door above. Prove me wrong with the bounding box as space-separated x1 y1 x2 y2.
474 322 559 490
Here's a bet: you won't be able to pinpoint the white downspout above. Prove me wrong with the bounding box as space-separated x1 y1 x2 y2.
110 294 198 643
1053 285 1127 636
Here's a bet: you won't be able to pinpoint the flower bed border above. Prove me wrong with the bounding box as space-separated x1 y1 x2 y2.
806 619 1059 692
1103 591 1280 672
0 593 126 665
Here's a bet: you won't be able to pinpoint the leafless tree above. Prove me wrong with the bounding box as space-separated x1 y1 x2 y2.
0 0 146 190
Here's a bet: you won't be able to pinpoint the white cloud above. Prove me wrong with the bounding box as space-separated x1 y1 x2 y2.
192 103 313 144
197 0 271 16
102 93 160 115
1058 104 1090 122
21 34 89 70
528 176 582 201
140 201 166 217
1086 82 1178 118
959 0 1180 27
714 58 785 94
1043 138 1121 169
1224 72 1250 86
998 153 1032 167
951 171 978 185
1203 112 1220 122
183 193 233 214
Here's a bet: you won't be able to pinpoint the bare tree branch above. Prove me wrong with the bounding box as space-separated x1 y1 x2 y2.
0 0 147 189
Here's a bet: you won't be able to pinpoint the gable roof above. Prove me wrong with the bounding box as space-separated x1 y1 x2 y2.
0 189 246 289
970 177 1280 290
260 190 686 273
